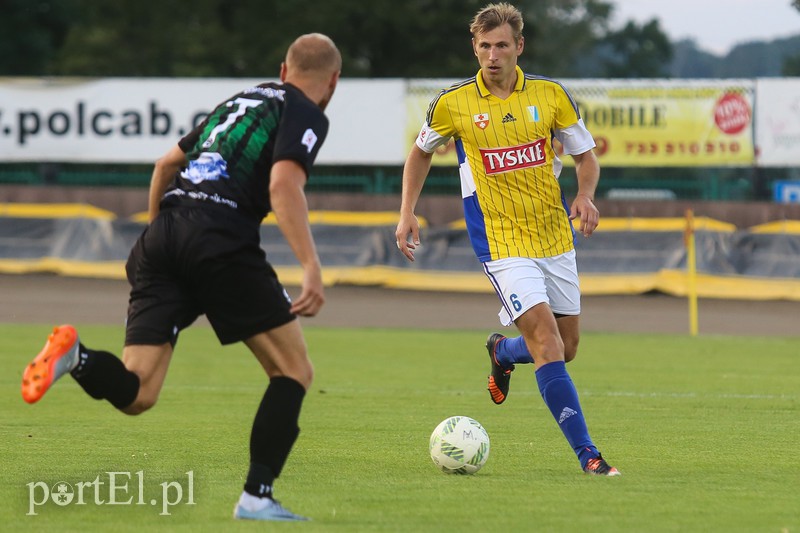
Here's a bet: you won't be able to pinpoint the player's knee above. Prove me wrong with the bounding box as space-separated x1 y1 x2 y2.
271 359 313 390
564 345 578 363
294 361 314 390
563 337 579 363
531 334 564 364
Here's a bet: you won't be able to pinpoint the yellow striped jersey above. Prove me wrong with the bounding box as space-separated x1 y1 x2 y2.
416 66 595 261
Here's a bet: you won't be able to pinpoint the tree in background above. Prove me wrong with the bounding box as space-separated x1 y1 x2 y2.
11 0 800 79
2 0 676 79
592 19 673 77
51 0 235 76
0 0 75 75
515 0 614 77
215 0 487 78
669 40 718 77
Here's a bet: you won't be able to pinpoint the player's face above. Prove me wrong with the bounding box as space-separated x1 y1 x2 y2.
472 24 523 85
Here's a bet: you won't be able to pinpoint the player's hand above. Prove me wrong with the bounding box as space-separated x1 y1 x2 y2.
569 193 599 237
395 212 421 262
291 263 325 317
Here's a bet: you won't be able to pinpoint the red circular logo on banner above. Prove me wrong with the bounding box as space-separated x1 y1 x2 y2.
713 93 751 135
593 136 609 156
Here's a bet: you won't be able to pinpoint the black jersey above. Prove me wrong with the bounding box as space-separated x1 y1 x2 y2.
162 82 329 224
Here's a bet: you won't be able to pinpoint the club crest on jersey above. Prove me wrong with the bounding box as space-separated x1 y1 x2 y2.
479 139 547 175
473 113 490 129
527 106 540 122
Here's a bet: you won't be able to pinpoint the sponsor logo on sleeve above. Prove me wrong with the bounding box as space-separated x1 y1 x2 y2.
301 128 318 153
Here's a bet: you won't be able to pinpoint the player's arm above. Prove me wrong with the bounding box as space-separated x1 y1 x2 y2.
148 144 186 222
395 145 434 262
553 83 600 237
396 95 453 262
270 159 324 317
570 149 600 237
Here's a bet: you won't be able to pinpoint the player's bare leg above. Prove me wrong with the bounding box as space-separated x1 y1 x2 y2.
21 327 170 415
555 315 580 363
120 343 174 414
517 304 620 475
246 319 314 388
514 303 564 368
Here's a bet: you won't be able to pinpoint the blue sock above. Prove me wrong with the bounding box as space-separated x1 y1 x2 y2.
535 361 598 469
496 336 535 367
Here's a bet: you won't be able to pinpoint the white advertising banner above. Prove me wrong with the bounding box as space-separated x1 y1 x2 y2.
754 78 800 167
1 76 796 167
0 78 406 164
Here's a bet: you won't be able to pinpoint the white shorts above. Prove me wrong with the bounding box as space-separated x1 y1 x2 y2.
482 250 581 327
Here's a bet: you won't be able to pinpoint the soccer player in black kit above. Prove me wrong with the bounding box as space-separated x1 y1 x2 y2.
21 33 342 521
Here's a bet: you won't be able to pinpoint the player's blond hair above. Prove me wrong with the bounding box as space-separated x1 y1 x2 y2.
469 2 524 43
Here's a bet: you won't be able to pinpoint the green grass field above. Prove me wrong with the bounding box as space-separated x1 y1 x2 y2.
2 324 799 532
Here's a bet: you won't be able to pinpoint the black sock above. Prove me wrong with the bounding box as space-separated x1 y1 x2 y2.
244 376 306 498
70 345 140 410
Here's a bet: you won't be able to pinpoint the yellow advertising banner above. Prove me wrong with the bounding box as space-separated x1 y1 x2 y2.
407 79 756 167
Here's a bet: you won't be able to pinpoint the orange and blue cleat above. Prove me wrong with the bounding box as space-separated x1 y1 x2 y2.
21 325 80 404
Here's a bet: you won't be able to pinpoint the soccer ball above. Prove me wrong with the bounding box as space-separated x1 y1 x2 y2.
429 416 490 474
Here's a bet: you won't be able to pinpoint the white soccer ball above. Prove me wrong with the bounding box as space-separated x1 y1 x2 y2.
429 416 490 474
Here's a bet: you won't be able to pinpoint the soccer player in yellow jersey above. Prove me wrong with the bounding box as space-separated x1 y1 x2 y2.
395 2 620 476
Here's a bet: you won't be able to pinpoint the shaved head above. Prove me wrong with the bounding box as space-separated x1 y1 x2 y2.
285 33 342 78
281 33 341 110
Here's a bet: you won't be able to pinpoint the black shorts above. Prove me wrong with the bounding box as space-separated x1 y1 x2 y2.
125 206 294 347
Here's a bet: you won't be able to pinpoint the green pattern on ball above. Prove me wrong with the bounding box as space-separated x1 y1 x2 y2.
440 441 464 461
467 441 489 466
441 417 460 435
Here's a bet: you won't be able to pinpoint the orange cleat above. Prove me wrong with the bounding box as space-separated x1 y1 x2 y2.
486 333 514 405
21 325 80 404
584 455 621 476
